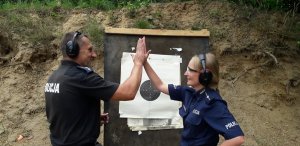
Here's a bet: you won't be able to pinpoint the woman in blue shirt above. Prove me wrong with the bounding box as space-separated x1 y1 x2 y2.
143 40 244 146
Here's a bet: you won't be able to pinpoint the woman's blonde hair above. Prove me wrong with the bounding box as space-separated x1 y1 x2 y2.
190 53 219 89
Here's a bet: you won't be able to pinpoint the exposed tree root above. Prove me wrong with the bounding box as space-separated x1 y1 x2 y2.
263 51 278 65
232 62 266 84
232 51 278 85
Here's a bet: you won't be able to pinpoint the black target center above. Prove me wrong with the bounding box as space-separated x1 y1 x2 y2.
140 80 161 101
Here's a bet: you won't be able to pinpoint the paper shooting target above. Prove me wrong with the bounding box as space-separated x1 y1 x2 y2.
139 80 161 101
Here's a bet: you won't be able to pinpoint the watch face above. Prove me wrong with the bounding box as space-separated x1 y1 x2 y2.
140 80 161 101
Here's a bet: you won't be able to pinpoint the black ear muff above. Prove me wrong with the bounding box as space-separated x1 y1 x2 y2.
199 69 213 87
199 54 213 87
66 31 81 58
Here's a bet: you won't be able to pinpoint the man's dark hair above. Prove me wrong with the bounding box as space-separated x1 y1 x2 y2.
60 32 85 57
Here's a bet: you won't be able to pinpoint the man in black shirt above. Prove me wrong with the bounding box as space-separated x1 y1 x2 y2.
45 31 148 146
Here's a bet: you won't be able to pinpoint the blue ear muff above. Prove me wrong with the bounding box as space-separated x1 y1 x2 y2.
66 31 81 58
198 54 213 87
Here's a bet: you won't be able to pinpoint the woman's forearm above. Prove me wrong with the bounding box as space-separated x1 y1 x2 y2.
220 136 245 146
144 61 169 94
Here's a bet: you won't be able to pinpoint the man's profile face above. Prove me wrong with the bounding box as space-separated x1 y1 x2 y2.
76 36 96 67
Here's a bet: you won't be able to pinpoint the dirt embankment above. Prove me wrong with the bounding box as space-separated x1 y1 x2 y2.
0 1 299 146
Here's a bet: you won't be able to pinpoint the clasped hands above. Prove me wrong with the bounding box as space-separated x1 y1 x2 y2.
132 36 151 66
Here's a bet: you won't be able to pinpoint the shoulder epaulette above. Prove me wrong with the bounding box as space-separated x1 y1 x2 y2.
76 66 94 74
204 91 216 105
203 89 227 105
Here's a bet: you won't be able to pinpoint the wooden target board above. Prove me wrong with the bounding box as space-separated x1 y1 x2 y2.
104 27 210 146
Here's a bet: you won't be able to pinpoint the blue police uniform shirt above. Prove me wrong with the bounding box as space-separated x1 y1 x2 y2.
168 84 244 146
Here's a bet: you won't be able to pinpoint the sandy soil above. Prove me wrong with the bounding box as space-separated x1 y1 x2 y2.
0 1 299 146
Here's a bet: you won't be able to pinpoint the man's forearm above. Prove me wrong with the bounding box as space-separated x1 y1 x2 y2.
112 63 143 101
126 63 143 97
111 37 147 101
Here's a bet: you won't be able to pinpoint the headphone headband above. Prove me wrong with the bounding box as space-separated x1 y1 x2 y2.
73 31 81 41
199 54 206 71
198 49 213 87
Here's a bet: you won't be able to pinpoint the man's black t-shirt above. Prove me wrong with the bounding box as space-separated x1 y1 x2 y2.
45 60 119 146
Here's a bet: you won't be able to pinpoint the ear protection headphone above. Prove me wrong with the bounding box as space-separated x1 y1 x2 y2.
66 31 82 58
198 53 213 87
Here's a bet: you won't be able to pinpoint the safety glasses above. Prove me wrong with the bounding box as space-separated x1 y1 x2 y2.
186 66 198 73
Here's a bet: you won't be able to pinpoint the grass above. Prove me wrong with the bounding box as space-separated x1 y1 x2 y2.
0 0 298 45
134 19 151 29
0 0 150 11
82 18 105 51
0 0 69 11
191 22 207 30
152 11 162 18
210 28 226 41
0 0 299 12
228 0 299 12
209 9 221 19
0 11 57 44
120 0 150 9
108 11 119 26
0 0 112 11
83 0 116 10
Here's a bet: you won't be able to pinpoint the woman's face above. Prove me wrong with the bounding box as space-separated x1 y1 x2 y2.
184 59 201 88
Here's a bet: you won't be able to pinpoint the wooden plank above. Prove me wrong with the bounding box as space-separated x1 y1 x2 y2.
105 27 210 37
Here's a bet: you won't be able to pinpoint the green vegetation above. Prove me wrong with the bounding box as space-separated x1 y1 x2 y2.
0 0 298 46
209 9 221 19
0 0 150 11
121 0 151 10
82 18 105 51
107 11 118 26
134 19 151 29
191 22 207 30
210 28 226 41
228 0 299 12
0 0 299 12
0 12 56 44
